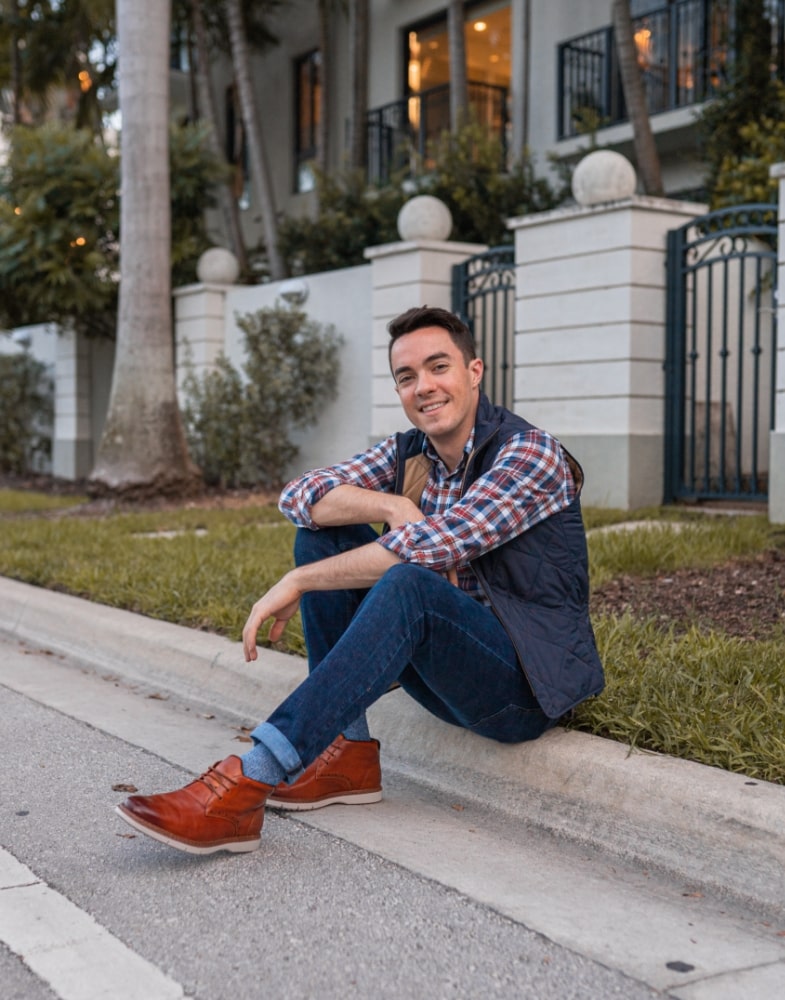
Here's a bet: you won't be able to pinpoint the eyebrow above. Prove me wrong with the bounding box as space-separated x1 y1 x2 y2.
392 351 452 379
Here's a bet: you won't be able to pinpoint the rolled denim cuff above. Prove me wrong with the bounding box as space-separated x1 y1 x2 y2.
248 721 304 781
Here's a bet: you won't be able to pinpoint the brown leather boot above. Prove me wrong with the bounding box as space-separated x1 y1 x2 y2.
115 756 272 855
266 735 382 811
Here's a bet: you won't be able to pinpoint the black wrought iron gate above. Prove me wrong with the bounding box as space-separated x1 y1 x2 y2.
664 205 778 503
452 246 515 409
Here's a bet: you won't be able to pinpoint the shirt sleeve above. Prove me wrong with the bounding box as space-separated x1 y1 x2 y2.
377 430 576 571
278 436 399 528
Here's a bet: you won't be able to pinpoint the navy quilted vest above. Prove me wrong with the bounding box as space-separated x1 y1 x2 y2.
394 393 604 719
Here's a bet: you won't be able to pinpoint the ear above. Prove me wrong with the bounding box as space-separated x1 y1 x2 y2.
469 357 484 387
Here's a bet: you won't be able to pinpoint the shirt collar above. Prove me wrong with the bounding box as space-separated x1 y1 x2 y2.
423 428 475 475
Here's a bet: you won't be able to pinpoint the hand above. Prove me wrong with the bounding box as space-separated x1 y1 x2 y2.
242 572 303 662
385 495 423 531
444 567 459 587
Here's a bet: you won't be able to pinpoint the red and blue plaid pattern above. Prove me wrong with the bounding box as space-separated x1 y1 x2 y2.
279 428 575 601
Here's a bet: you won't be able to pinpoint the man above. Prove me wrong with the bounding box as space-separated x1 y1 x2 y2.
116 306 604 855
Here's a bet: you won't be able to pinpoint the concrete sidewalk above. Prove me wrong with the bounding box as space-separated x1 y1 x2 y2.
2 574 784 916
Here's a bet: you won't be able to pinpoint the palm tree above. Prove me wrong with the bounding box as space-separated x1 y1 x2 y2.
347 0 368 170
224 0 285 280
90 0 200 497
612 0 663 195
188 0 249 273
447 0 468 132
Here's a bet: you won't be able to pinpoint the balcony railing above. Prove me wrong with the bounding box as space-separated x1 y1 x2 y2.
366 81 508 186
556 0 779 139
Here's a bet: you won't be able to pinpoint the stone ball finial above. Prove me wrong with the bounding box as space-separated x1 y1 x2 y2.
397 195 453 242
196 247 240 285
571 150 637 207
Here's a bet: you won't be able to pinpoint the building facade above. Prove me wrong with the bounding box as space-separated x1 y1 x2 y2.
182 0 785 247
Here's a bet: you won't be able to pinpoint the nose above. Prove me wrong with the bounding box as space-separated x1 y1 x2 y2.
415 370 436 395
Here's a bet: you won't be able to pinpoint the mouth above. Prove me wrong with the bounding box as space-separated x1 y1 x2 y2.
420 401 447 414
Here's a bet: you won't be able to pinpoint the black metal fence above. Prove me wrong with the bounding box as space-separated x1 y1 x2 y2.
366 82 508 186
664 204 778 503
452 247 516 409
557 0 738 139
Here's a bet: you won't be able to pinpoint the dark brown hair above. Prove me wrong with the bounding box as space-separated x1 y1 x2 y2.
387 306 476 366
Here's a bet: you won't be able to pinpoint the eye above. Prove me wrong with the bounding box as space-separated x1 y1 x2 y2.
396 374 414 387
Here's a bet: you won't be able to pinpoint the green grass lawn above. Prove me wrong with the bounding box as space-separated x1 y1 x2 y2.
0 493 783 783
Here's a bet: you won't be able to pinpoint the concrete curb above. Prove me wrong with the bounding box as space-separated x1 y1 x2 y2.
2 575 784 914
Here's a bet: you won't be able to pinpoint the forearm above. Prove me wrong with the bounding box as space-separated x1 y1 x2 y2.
291 539 401 591
311 484 420 530
242 539 402 659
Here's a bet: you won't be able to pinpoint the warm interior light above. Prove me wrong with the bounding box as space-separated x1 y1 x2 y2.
14 206 22 215
634 27 652 67
78 69 92 93
473 20 487 32
71 236 87 247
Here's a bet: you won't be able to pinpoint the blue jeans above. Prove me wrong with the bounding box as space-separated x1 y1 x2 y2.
251 525 553 780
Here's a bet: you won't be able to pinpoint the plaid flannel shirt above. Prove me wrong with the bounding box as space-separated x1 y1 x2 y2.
279 427 576 601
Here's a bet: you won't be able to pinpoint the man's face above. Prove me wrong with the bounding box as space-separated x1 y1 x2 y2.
390 326 483 461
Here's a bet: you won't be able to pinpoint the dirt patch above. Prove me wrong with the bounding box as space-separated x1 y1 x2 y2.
590 547 785 641
0 472 279 516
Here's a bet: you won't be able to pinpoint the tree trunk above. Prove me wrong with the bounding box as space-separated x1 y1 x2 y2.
348 0 369 170
189 0 249 274
225 0 285 280
316 0 329 176
612 0 663 196
90 0 201 498
447 0 468 132
10 0 23 125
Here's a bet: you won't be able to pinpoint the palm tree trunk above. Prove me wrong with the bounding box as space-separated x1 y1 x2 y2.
90 0 200 497
316 0 329 175
10 0 23 125
447 0 468 132
189 0 249 274
225 0 285 280
348 0 369 170
612 0 663 196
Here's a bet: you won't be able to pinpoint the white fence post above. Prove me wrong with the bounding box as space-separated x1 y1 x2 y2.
364 239 485 443
509 195 706 510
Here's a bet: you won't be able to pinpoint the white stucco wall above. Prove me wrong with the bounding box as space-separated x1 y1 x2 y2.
175 264 373 481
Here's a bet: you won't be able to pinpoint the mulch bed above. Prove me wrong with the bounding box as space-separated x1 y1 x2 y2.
590 547 785 641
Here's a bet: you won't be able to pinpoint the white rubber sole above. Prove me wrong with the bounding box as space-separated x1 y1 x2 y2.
115 805 261 855
266 790 383 812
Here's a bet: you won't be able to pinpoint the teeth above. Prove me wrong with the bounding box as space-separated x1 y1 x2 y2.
422 403 444 413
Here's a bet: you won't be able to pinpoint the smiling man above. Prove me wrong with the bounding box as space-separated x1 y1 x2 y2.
116 306 604 855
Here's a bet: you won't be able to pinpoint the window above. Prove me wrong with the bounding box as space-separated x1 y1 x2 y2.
406 2 511 99
557 0 733 139
404 2 510 146
294 49 321 194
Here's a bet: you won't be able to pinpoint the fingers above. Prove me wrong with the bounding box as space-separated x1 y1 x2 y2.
445 567 459 587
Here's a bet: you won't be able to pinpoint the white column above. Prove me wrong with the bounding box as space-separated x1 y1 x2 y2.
173 284 229 402
52 327 93 479
768 163 785 524
509 195 706 510
364 239 485 442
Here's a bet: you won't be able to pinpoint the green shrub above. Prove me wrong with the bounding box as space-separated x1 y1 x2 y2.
182 303 342 488
0 121 227 338
0 349 54 474
277 168 405 276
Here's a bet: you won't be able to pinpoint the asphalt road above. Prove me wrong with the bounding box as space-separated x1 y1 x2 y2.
1 635 784 1000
